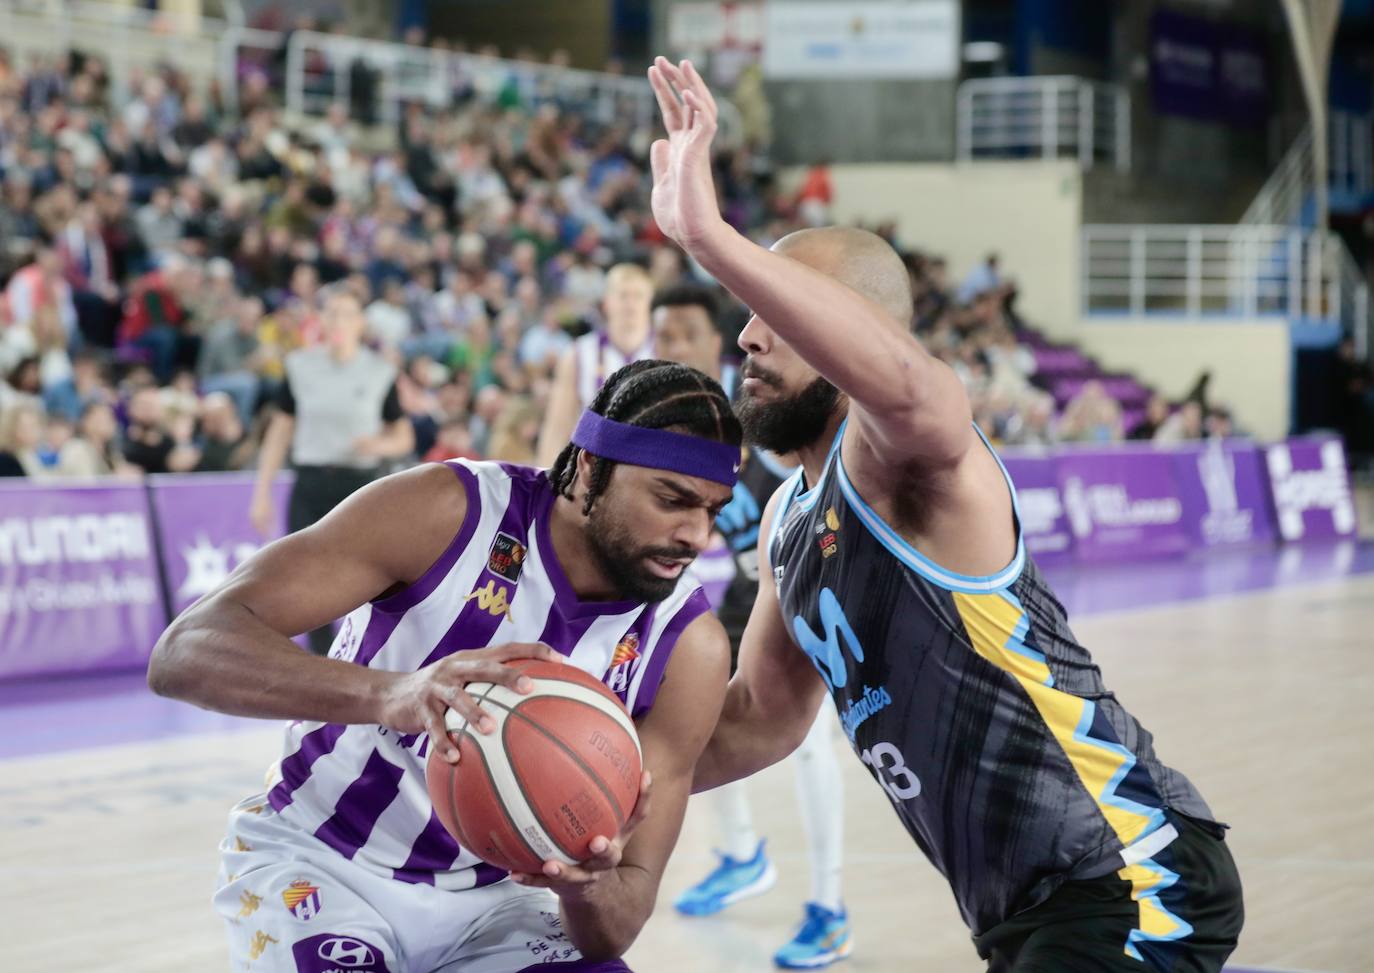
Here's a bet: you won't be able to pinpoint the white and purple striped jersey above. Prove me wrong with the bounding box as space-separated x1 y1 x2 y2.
264 460 711 891
574 330 653 408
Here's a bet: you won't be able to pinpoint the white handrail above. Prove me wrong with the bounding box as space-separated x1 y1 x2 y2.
956 76 1129 171
281 30 743 144
1080 224 1365 330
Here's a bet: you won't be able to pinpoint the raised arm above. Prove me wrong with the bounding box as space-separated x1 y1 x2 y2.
535 345 580 467
511 611 732 960
692 486 828 792
149 463 560 752
646 58 972 473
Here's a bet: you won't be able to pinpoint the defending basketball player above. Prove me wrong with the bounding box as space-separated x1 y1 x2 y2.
646 58 1244 971
148 360 740 972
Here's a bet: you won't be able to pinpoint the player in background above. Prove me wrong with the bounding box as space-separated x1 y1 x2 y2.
149 360 740 972
651 283 852 968
536 263 656 466
646 58 1243 971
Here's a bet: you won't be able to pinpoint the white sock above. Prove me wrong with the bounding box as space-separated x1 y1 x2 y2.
794 702 845 913
711 780 760 862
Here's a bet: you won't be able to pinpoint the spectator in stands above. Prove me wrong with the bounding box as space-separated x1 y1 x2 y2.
200 295 265 425
196 391 251 472
365 276 414 353
1153 400 1204 444
958 252 1002 306
0 397 44 477
57 400 135 477
1130 394 1171 441
118 254 201 382
1058 380 1124 443
122 385 200 474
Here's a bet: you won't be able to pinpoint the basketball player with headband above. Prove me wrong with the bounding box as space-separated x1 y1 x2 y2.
646 58 1243 971
149 360 741 972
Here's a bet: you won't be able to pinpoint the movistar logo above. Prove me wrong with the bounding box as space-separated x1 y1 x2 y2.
792 587 864 691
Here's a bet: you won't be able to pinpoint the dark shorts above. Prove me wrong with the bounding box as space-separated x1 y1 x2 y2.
974 813 1243 973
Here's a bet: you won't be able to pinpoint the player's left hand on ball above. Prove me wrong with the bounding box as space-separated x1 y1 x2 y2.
509 770 653 898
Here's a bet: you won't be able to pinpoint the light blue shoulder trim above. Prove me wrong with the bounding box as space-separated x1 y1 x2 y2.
832 423 1026 594
762 469 806 572
792 418 847 513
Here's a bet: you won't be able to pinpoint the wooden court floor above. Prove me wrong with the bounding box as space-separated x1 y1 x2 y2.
4 573 1372 972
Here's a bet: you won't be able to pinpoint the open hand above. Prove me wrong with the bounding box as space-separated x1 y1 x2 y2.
647 57 725 252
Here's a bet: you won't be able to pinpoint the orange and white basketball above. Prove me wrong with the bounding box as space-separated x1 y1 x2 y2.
425 659 643 874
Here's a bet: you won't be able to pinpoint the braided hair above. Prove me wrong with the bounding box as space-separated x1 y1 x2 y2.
548 359 742 515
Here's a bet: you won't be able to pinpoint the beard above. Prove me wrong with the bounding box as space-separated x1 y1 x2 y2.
585 498 696 604
734 360 842 455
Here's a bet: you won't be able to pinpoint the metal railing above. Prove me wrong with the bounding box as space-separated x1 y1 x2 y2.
281 31 742 143
956 76 1129 171
0 0 227 90
1081 224 1364 330
1330 110 1373 199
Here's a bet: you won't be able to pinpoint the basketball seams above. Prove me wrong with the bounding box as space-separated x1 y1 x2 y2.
485 694 636 843
499 675 641 743
453 731 546 871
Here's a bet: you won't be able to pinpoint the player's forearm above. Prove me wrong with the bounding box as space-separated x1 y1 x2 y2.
691 678 808 792
558 865 654 962
147 595 394 725
253 414 293 497
689 222 940 418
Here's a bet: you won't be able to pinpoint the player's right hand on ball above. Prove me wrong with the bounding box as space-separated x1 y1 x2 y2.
376 642 562 762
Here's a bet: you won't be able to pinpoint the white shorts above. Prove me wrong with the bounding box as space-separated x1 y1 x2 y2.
215 795 633 973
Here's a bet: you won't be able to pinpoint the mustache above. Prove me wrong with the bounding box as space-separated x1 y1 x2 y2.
639 545 697 563
741 357 783 388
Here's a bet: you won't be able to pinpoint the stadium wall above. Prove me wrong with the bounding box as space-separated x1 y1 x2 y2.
813 161 1083 341
1077 319 1291 441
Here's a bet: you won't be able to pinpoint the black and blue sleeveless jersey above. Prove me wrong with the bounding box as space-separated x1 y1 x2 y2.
767 424 1217 938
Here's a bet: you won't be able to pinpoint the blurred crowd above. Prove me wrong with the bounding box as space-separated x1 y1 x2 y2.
0 38 1236 482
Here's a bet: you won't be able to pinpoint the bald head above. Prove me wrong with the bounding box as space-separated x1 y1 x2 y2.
774 227 914 326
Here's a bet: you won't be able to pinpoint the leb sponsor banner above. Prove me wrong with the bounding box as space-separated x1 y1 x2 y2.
1263 437 1357 542
999 452 1074 564
0 482 165 680
1056 448 1191 561
1172 440 1276 548
762 0 960 79
149 473 293 616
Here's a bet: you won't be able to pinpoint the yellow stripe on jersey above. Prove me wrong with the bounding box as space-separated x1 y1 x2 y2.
952 591 1159 849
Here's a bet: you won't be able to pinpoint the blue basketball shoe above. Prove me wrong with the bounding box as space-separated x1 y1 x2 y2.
773 902 853 968
673 840 776 916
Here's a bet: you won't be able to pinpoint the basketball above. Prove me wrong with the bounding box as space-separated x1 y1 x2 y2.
425 659 643 874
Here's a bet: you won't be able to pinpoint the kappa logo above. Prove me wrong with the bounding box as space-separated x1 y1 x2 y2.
465 580 514 620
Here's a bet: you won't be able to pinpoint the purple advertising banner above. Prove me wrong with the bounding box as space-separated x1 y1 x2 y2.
1150 9 1269 127
1000 452 1075 564
1056 447 1192 562
0 482 165 681
1262 437 1357 542
1172 440 1276 548
149 473 293 616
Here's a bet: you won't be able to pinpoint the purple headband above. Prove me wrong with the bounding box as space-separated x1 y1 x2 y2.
572 410 740 486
